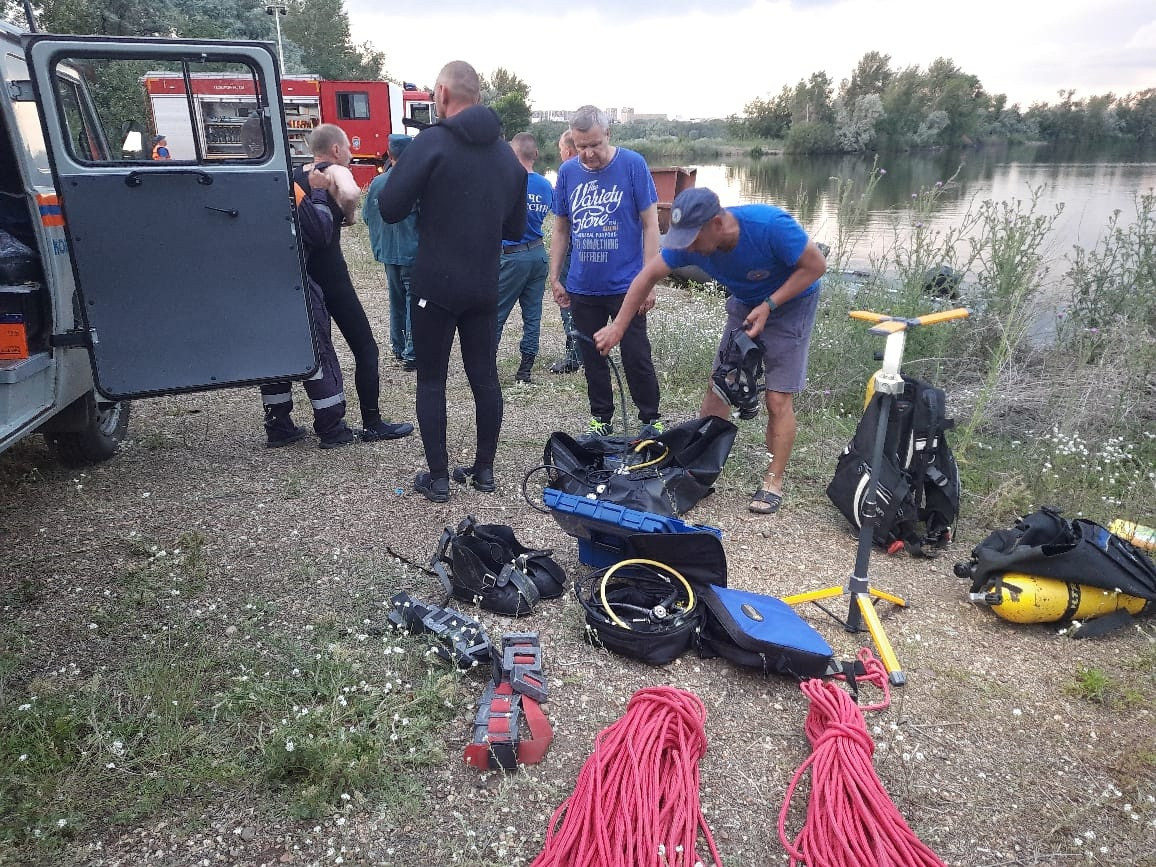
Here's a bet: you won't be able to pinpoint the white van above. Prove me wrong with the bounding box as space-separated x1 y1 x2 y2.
0 21 318 464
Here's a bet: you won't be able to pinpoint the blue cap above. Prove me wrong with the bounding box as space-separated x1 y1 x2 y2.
388 134 413 159
662 187 722 249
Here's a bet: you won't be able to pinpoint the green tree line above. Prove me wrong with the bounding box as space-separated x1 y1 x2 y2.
3 0 385 80
734 51 1156 153
2 2 541 142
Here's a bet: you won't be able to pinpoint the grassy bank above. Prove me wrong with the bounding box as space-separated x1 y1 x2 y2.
611 136 782 161
647 181 1155 526
0 182 1152 865
0 534 462 853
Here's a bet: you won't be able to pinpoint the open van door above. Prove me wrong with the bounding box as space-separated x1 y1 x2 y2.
22 36 317 400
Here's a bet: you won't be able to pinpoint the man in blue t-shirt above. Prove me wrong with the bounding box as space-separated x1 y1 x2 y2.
550 105 662 437
594 187 827 515
496 132 552 384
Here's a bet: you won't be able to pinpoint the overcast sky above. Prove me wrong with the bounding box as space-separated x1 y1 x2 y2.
346 0 1154 120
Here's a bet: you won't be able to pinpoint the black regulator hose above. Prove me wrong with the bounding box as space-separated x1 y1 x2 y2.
570 329 633 441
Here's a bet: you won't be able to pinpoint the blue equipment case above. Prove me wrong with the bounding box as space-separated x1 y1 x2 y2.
698 585 835 678
543 488 722 567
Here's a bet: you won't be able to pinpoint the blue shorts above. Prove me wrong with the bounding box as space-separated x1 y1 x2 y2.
715 291 819 394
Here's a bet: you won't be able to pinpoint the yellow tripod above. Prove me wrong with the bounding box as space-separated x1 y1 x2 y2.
783 307 969 685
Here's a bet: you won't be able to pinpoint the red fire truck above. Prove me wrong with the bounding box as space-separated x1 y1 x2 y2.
143 73 435 186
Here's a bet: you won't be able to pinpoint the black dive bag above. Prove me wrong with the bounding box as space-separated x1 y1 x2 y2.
431 517 567 617
574 532 723 666
576 531 836 678
543 416 738 517
827 374 959 555
957 507 1156 602
576 562 703 666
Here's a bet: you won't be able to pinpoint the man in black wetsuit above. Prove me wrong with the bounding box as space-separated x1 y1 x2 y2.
295 123 413 443
259 169 357 449
377 60 526 502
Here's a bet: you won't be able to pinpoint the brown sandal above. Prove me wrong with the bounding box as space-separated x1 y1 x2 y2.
748 489 782 515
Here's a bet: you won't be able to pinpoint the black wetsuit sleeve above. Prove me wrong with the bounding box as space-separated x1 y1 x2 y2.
377 143 430 224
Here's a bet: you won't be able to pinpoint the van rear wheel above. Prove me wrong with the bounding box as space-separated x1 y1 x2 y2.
45 393 130 466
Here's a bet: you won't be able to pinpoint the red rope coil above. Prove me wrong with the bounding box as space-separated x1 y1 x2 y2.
777 649 947 867
531 686 723 867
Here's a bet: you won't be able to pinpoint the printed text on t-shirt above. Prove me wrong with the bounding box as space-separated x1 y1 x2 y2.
569 181 624 232
528 191 550 216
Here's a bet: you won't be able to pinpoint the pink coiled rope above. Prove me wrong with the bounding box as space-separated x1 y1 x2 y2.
778 648 948 867
531 686 723 867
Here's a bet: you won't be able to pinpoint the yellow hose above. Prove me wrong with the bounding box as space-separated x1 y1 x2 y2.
599 558 695 630
623 440 670 471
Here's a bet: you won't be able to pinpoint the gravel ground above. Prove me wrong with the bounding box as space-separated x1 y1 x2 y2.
2 236 1154 867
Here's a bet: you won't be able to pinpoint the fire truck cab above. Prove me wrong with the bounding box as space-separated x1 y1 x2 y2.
0 25 319 464
143 73 435 186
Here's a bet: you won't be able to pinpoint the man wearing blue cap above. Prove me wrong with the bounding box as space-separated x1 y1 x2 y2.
594 187 826 515
364 134 418 371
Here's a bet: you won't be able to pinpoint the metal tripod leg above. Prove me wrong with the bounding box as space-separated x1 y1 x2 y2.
852 592 905 685
784 382 909 686
784 309 968 687
782 582 908 686
844 386 908 686
781 585 907 607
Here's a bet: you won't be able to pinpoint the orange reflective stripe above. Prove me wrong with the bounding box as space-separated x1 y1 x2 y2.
292 182 306 207
36 193 64 227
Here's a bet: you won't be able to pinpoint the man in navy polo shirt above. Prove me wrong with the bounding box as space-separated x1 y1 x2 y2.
550 105 663 438
593 187 826 515
496 131 553 384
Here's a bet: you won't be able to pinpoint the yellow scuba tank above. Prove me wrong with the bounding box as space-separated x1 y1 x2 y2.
1109 519 1156 553
979 572 1152 624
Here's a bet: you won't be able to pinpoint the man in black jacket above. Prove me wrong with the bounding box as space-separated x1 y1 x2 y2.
378 60 527 503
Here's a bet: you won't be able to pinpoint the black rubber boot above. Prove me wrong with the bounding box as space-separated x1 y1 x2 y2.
452 464 496 493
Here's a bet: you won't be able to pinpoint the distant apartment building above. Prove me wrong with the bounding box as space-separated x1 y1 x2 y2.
530 106 666 124
530 108 572 123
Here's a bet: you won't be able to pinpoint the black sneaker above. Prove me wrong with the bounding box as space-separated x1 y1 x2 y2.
451 464 496 493
638 419 666 440
318 427 357 450
587 417 613 437
414 471 450 503
266 425 308 448
361 420 415 441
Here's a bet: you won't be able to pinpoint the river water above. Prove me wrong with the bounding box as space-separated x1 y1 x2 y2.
684 144 1156 280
